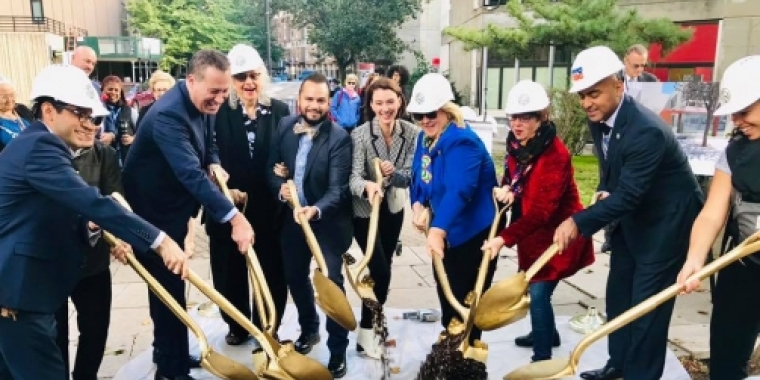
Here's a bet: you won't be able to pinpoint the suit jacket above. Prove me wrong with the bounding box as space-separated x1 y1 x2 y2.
267 116 354 254
122 82 234 242
348 118 418 218
573 96 703 263
500 137 594 282
0 121 160 313
205 98 290 238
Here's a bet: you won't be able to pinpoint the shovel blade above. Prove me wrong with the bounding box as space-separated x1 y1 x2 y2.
313 270 357 331
475 273 529 330
475 295 530 330
277 349 334 380
202 350 260 380
503 358 573 379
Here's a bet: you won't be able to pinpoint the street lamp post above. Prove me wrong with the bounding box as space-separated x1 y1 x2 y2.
265 0 273 70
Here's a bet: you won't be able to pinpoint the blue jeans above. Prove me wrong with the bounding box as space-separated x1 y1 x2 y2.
529 280 559 361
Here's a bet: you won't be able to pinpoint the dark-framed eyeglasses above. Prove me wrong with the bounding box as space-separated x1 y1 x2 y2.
509 112 540 122
233 72 260 82
346 81 356 85
56 102 103 125
631 63 648 69
411 111 438 122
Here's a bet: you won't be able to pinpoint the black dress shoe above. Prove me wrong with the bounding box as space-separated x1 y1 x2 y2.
328 354 347 378
225 331 251 346
514 331 561 347
154 373 197 380
152 351 201 369
579 365 623 380
293 332 320 354
601 242 612 254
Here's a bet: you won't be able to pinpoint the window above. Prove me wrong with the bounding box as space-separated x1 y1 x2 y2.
30 0 44 22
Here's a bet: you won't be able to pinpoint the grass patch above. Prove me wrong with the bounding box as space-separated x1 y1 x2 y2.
491 150 600 205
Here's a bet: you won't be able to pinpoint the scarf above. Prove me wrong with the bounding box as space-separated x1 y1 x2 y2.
504 121 557 198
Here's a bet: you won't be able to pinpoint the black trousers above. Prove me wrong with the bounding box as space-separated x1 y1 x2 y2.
352 205 405 329
709 259 760 380
135 247 189 377
605 231 683 380
433 227 496 345
281 218 349 354
54 270 112 380
209 228 288 337
0 310 65 380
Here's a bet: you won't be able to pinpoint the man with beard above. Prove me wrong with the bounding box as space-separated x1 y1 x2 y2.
122 50 255 380
267 72 353 378
553 46 703 380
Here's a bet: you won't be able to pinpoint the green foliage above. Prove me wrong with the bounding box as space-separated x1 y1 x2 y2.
550 89 589 156
227 1 284 65
125 0 265 72
444 0 693 59
276 0 424 79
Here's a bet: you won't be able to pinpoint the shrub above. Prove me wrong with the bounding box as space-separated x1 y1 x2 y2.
550 89 590 156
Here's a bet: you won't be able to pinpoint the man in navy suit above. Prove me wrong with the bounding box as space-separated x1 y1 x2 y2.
553 46 703 380
267 72 353 378
0 64 188 380
122 49 255 380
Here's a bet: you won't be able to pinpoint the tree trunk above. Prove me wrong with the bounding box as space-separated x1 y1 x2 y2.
702 111 714 147
337 62 350 84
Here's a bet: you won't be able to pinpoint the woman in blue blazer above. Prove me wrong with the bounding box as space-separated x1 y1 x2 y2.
408 73 498 345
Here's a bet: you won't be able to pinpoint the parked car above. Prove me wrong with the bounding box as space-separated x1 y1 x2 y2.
297 70 315 81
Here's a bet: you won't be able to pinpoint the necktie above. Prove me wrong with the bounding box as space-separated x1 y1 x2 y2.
601 122 611 157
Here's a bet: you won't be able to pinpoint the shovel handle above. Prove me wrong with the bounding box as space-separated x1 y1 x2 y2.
286 180 330 276
354 158 384 278
525 244 560 281
212 169 278 335
570 232 760 365
103 232 212 358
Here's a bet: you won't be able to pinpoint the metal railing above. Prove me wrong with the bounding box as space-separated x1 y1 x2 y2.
0 16 87 37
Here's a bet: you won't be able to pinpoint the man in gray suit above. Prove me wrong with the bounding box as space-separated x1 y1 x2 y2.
623 44 659 83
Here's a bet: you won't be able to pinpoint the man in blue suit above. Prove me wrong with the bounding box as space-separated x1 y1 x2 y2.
554 46 703 380
267 72 353 378
0 64 188 380
122 49 255 380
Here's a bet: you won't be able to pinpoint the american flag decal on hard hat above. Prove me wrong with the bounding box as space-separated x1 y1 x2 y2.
571 67 584 81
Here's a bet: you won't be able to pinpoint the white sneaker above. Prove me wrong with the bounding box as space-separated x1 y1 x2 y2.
356 328 383 359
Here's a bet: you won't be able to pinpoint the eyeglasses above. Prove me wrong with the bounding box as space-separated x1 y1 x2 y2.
631 63 648 69
233 72 260 81
59 104 103 125
509 113 540 122
347 82 356 85
411 111 438 122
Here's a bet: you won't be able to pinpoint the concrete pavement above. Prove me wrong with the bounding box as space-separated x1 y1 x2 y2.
66 203 715 378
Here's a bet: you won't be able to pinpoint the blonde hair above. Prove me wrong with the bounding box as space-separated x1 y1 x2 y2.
345 74 358 85
229 68 272 108
440 101 465 127
149 70 175 90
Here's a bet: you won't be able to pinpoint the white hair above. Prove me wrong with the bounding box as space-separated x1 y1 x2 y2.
228 68 272 109
0 76 15 90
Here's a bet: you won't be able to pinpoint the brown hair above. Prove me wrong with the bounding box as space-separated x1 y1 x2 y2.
102 75 122 87
188 49 230 79
363 77 407 122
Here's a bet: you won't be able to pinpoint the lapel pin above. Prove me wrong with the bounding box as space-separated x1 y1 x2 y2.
616 133 620 139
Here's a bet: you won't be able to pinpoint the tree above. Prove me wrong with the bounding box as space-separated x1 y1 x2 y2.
276 0 423 80
227 0 284 66
677 76 720 147
444 0 692 58
125 0 247 73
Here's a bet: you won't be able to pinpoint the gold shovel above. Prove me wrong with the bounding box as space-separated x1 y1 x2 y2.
344 158 383 302
209 170 290 378
108 193 333 380
103 232 258 380
474 244 561 330
285 180 357 332
426 190 510 362
504 231 760 380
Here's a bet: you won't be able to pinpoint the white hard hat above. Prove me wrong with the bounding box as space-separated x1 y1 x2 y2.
568 46 625 94
228 44 265 76
505 80 550 114
714 55 760 116
407 73 454 113
30 64 108 116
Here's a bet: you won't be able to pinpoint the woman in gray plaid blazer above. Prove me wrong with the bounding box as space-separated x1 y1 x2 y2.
348 77 419 358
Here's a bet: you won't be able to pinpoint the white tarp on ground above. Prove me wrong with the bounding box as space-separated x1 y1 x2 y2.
114 305 691 380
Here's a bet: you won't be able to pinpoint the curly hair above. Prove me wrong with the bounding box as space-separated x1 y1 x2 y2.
385 65 410 86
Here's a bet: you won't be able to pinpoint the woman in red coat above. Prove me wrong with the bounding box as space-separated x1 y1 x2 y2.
483 80 595 362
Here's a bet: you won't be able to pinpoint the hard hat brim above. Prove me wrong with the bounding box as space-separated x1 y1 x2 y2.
407 99 446 114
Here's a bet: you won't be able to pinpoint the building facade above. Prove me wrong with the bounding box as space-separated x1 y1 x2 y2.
445 0 760 110
395 0 447 73
272 11 338 79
